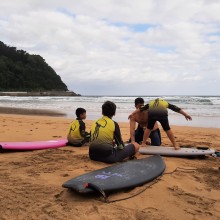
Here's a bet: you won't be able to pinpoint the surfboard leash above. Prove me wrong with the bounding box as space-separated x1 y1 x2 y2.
82 167 198 203
164 167 197 174
90 167 197 203
105 175 163 203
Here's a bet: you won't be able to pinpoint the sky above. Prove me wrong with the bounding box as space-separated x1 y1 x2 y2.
0 0 220 96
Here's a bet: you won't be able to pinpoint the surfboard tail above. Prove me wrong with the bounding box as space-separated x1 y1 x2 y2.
84 182 107 202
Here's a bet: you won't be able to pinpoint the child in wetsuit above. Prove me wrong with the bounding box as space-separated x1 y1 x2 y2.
89 101 140 163
67 108 90 147
130 98 192 150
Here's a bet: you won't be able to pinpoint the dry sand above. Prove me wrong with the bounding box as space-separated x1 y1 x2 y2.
0 112 220 220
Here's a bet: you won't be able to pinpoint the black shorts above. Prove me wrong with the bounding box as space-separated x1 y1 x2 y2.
147 116 170 131
89 143 135 164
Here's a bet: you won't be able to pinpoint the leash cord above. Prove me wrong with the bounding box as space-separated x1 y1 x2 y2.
97 167 197 203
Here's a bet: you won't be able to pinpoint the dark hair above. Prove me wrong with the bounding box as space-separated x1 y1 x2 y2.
102 101 116 117
135 97 144 106
75 108 86 118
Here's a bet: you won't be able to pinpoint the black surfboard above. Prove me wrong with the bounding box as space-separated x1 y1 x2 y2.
62 155 165 194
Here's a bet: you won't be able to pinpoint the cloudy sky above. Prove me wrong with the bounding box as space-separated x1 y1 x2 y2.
0 0 220 95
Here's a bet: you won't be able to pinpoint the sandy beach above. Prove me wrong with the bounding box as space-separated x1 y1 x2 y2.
0 110 220 220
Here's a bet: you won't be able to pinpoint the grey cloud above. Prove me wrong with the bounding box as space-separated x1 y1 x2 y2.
0 1 220 95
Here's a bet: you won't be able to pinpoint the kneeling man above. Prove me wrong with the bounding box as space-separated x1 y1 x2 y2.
129 98 161 146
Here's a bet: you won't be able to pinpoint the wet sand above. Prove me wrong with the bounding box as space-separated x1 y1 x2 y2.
0 106 66 117
0 111 220 220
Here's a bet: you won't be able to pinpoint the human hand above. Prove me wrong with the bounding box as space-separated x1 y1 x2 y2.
185 114 192 121
174 146 180 150
141 143 147 148
131 141 136 145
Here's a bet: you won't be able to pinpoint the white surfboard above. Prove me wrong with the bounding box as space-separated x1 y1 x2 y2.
139 146 215 156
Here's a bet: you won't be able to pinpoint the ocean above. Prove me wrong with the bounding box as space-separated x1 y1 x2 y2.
0 95 220 128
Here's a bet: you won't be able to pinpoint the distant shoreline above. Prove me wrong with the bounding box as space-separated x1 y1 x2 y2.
0 91 80 96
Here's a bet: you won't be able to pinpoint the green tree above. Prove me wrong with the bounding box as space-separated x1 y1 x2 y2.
0 41 68 92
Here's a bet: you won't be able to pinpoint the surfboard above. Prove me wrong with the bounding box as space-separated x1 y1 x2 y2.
139 146 215 156
0 139 67 151
62 155 165 194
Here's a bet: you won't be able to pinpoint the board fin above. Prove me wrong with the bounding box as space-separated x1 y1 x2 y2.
84 182 107 202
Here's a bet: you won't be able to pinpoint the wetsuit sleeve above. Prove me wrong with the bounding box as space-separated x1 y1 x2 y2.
114 121 125 148
168 103 181 113
79 120 86 137
140 104 149 112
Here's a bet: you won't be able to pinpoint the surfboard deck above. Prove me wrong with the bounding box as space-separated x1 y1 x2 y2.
0 139 67 151
139 146 215 156
62 155 165 193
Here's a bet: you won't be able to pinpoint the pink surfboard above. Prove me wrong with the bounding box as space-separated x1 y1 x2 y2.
0 139 67 151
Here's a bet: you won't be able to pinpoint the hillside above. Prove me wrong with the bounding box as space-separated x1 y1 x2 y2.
0 41 70 93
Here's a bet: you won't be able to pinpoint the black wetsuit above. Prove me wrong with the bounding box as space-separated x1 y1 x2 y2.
135 124 161 145
89 116 135 163
67 118 90 147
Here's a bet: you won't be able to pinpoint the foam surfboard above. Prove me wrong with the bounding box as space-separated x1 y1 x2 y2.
0 139 67 151
139 146 215 156
62 155 165 194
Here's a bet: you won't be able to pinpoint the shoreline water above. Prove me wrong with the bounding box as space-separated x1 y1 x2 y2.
1 106 220 128
0 95 220 128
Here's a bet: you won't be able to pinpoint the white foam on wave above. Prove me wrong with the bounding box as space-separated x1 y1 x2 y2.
0 96 220 127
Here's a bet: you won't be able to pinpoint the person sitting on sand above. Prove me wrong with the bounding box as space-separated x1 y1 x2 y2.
130 97 161 146
67 108 90 147
130 98 192 150
89 101 140 163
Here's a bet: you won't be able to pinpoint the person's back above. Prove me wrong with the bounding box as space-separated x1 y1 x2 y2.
140 98 192 149
90 116 115 145
89 101 139 163
148 98 177 117
68 119 84 143
67 108 90 147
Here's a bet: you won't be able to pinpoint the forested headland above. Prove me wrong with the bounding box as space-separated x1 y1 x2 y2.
0 41 78 96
